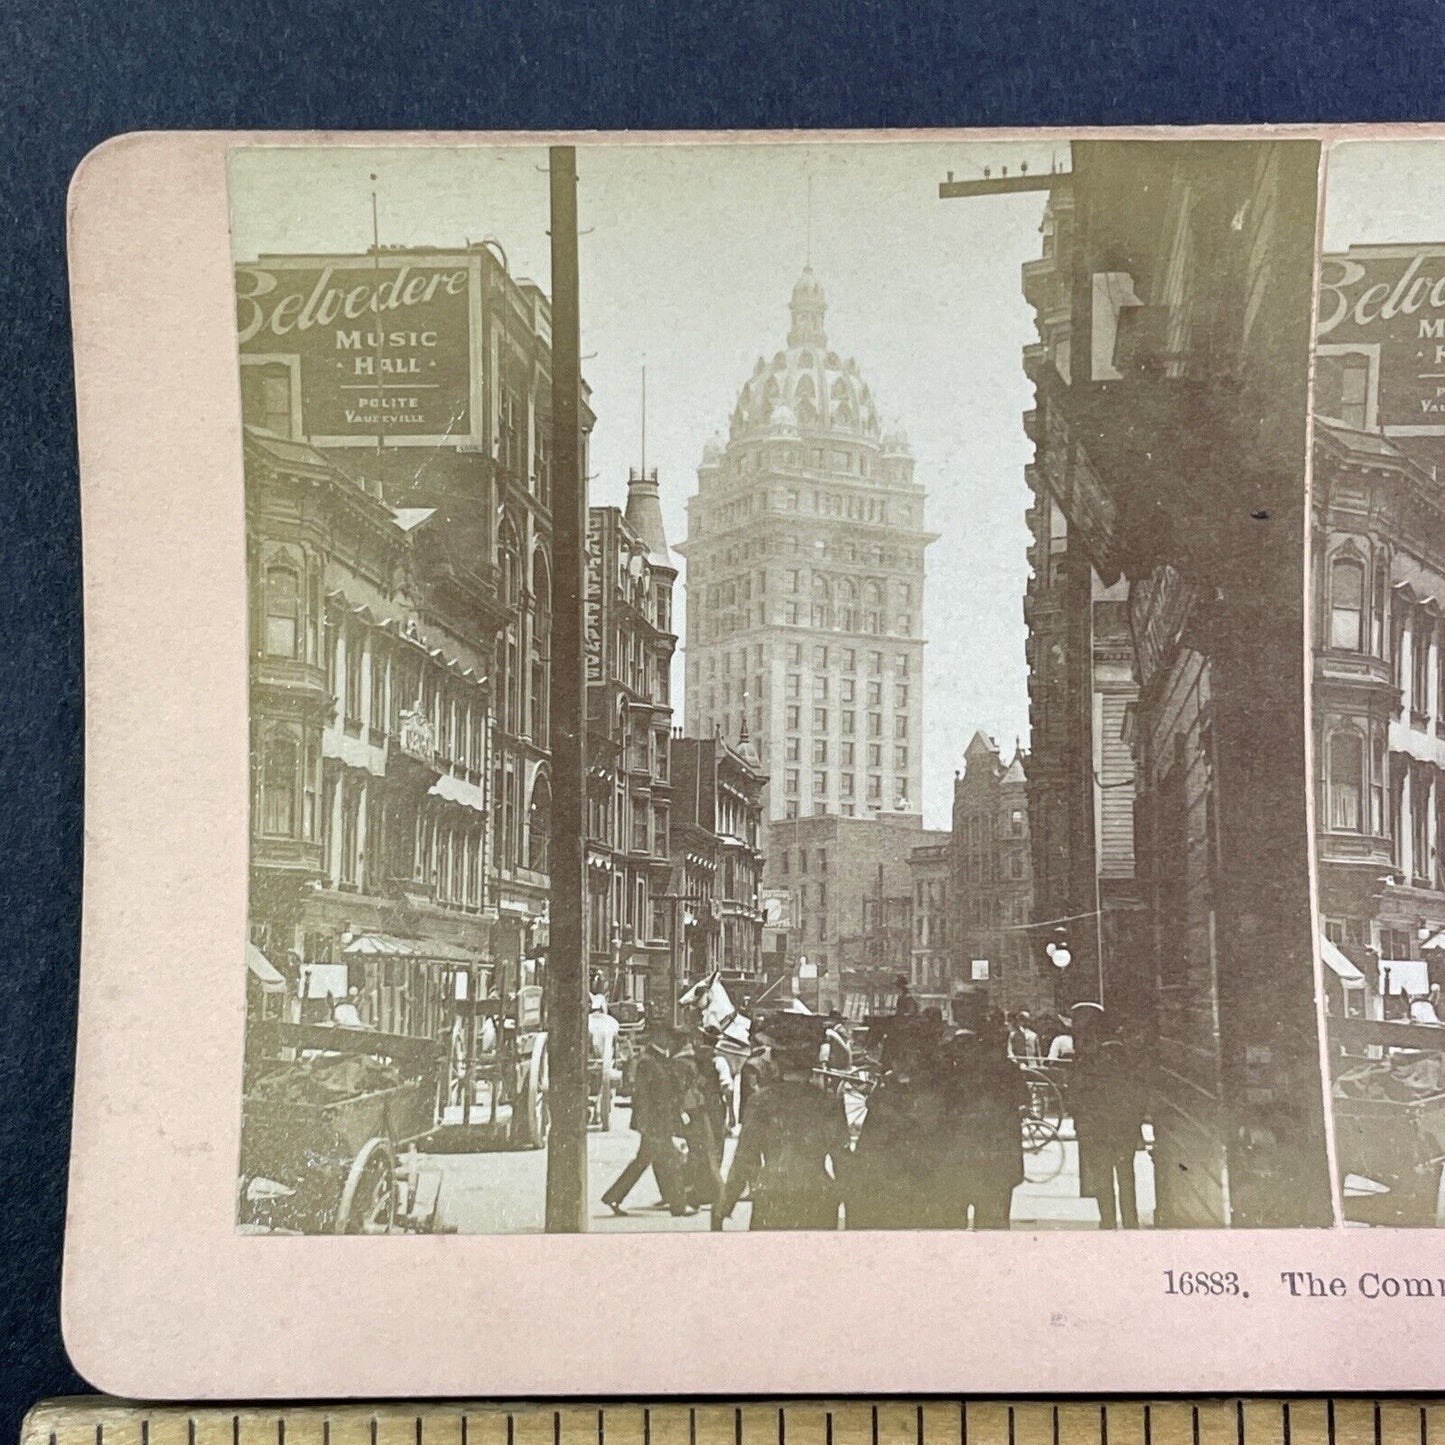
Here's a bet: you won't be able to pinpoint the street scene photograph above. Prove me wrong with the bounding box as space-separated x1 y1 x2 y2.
231 135 1336 1235
1313 138 1445 1226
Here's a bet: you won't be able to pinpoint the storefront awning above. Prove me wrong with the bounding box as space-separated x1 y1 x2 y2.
342 932 482 966
1321 938 1365 988
1423 930 1445 953
246 942 286 995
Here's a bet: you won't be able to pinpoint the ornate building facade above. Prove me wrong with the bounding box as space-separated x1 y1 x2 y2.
1311 243 1445 1010
950 732 1039 1015
949 139 1333 1228
246 429 500 1030
907 837 952 1010
583 471 678 1018
237 242 589 991
1020 187 1144 1024
671 730 767 996
679 269 937 840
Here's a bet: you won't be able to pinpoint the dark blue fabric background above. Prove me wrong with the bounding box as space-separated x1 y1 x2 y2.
2 0 1441 1430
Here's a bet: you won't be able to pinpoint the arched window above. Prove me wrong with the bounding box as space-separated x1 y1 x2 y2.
528 773 552 873
1328 729 1364 832
863 579 883 607
1329 554 1365 651
263 563 301 658
499 515 523 608
531 549 552 746
261 733 298 837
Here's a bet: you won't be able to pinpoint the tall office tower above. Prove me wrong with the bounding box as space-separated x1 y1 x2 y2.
678 268 936 833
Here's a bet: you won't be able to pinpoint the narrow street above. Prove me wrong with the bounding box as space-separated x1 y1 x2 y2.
422 1105 1156 1233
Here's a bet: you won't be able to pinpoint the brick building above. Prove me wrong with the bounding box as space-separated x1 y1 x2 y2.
950 732 1039 1015
582 469 678 1018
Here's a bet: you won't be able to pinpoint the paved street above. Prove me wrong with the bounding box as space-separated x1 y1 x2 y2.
422 1104 1156 1233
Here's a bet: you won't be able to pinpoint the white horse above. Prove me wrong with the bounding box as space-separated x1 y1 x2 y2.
678 969 752 1056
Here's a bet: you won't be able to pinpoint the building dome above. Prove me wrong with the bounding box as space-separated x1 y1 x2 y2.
727 269 882 445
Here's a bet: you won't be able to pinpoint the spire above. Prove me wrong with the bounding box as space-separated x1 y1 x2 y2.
625 466 671 568
788 267 827 348
735 701 760 770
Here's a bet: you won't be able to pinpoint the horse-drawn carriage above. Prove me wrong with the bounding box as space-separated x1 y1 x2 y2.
239 1018 450 1234
1331 1015 1445 1226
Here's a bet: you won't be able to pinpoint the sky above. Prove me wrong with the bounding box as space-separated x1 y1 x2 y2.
1324 139 1445 249
230 139 1060 827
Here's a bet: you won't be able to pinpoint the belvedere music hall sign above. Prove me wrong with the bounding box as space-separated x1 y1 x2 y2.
235 259 473 440
1318 246 1445 430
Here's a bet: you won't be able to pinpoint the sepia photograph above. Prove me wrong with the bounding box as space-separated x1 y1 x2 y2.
1314 139 1445 1225
230 135 1335 1236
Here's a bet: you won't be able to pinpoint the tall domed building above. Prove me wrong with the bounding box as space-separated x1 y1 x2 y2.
678 269 937 829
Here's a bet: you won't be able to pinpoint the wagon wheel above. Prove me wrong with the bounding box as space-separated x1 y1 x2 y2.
1020 1108 1059 1154
512 1033 550 1150
1022 1070 1063 1130
335 1136 397 1235
1023 1132 1066 1184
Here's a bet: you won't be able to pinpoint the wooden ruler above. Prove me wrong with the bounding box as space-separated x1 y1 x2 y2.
19 1401 1445 1445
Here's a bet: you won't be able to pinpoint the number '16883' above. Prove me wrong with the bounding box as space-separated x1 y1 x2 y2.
1163 1270 1244 1297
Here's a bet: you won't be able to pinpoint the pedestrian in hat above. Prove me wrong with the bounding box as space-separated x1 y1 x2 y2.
714 1028 850 1231
1071 1023 1147 1229
601 1030 689 1218
671 1027 726 1212
932 1016 1027 1229
739 1015 780 1123
847 1018 946 1228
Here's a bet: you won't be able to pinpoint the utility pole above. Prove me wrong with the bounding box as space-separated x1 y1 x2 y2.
544 145 588 1233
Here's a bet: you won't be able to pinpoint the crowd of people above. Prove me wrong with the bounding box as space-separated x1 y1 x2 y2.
600 991 1151 1231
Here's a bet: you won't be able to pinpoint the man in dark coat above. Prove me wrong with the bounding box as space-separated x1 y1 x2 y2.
739 1016 780 1122
1071 1032 1147 1228
714 1038 850 1230
601 1032 688 1217
846 1025 948 1228
671 1029 726 1212
934 1024 1027 1229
